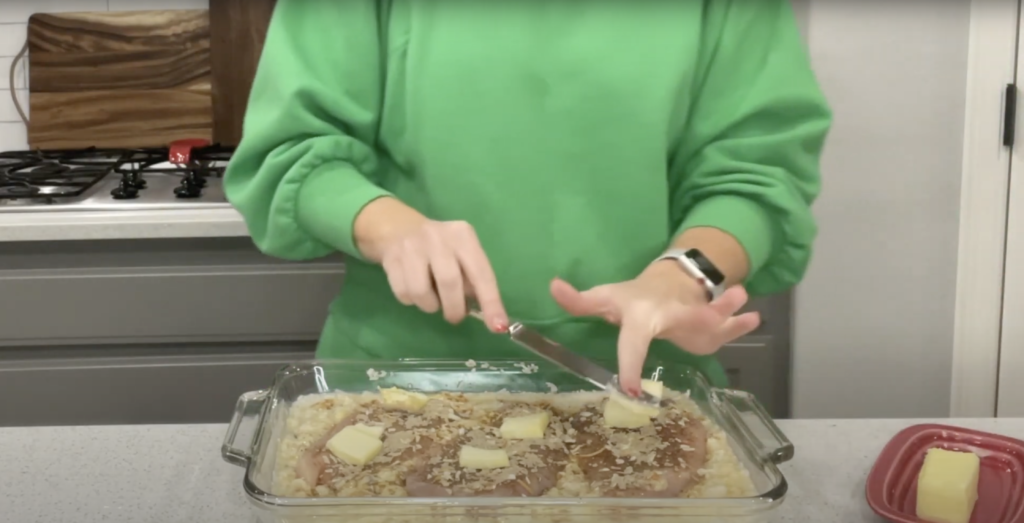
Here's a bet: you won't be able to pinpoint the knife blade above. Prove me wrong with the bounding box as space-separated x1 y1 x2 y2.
506 321 615 390
469 308 660 407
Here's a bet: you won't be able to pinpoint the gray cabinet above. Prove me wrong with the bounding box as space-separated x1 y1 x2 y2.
718 292 793 419
0 237 335 427
0 238 341 345
0 344 314 426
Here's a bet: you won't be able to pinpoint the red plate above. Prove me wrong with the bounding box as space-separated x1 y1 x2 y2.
866 424 1024 523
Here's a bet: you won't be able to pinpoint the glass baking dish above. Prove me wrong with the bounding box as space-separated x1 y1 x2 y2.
222 358 793 523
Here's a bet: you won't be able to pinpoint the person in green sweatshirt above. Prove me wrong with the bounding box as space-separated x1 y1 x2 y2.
224 0 831 397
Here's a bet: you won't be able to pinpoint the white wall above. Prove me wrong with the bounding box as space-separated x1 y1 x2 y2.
793 2 971 418
0 0 207 151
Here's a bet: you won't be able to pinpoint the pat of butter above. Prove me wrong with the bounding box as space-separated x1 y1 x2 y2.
640 379 664 398
325 426 383 466
608 389 660 419
379 387 431 412
603 396 653 428
351 423 385 439
500 411 551 439
916 448 980 523
459 446 510 469
603 379 664 428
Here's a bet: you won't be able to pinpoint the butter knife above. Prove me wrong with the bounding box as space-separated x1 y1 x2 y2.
468 309 660 407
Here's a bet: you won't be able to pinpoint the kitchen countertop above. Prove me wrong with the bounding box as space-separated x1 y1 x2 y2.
0 208 249 242
1 418 1020 522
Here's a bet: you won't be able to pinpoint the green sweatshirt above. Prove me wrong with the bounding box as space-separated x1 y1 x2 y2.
224 0 831 387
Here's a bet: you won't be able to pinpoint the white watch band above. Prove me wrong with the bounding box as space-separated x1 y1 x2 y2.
655 249 723 301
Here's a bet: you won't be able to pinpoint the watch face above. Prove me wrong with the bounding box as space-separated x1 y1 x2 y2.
684 249 725 286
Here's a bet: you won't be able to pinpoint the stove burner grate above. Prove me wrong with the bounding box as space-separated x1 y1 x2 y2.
111 144 231 199
0 148 122 199
0 144 234 201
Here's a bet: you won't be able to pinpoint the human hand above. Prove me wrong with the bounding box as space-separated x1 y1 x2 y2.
550 261 760 396
379 219 508 331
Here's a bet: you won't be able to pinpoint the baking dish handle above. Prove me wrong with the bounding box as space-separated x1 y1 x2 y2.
221 389 269 468
713 387 794 464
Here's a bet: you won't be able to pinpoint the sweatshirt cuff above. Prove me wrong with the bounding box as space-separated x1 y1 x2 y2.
676 195 779 279
295 161 392 260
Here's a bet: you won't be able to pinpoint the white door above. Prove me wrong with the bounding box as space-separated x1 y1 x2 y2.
951 0 1022 417
999 0 1024 417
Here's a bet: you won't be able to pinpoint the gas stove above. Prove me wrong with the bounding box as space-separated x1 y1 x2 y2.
0 140 234 213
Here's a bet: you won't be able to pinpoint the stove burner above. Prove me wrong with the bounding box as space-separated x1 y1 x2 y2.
26 162 71 177
0 144 234 203
0 148 122 199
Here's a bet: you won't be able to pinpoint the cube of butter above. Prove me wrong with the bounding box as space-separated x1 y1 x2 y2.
640 379 664 398
603 395 653 429
608 388 660 418
379 387 431 412
325 425 383 466
916 448 980 523
352 423 386 439
459 445 510 469
500 411 551 439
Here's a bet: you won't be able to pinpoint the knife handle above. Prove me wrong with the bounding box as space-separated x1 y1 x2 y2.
465 298 518 335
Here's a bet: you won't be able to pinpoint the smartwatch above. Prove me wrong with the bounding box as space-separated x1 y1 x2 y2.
655 248 726 302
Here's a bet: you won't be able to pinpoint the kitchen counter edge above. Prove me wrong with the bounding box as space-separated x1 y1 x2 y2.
0 208 249 242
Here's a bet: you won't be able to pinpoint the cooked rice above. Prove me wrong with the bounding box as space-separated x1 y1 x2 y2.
271 388 756 500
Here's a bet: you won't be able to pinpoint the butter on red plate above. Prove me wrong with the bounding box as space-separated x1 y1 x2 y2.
916 448 980 523
865 423 1024 523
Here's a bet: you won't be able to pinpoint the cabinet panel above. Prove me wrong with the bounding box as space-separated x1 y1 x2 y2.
0 238 341 345
717 335 788 419
0 343 315 427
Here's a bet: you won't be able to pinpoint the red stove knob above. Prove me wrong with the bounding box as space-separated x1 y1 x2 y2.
168 138 211 165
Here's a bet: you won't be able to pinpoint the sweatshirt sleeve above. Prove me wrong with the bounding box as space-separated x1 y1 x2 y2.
670 0 831 296
223 0 392 261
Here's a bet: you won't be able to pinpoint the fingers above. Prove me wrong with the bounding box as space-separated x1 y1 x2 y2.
664 309 761 355
717 311 761 341
616 315 654 397
451 226 508 331
708 285 749 317
550 278 612 319
428 247 466 324
382 256 411 306
380 220 507 329
402 248 440 314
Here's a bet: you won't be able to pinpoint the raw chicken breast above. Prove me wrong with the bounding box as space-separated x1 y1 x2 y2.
405 405 571 497
570 404 709 497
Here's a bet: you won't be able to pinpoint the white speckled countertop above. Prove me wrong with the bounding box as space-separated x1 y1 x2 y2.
1 418 1020 522
0 208 248 242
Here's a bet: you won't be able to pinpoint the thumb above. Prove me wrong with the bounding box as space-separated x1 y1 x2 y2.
550 278 606 317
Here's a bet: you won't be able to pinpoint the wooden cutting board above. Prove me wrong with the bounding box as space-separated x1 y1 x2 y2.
209 0 277 146
27 10 212 150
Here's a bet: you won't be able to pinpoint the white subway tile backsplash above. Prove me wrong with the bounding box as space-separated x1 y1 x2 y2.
0 89 28 123
0 122 28 151
0 56 27 90
0 24 27 57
